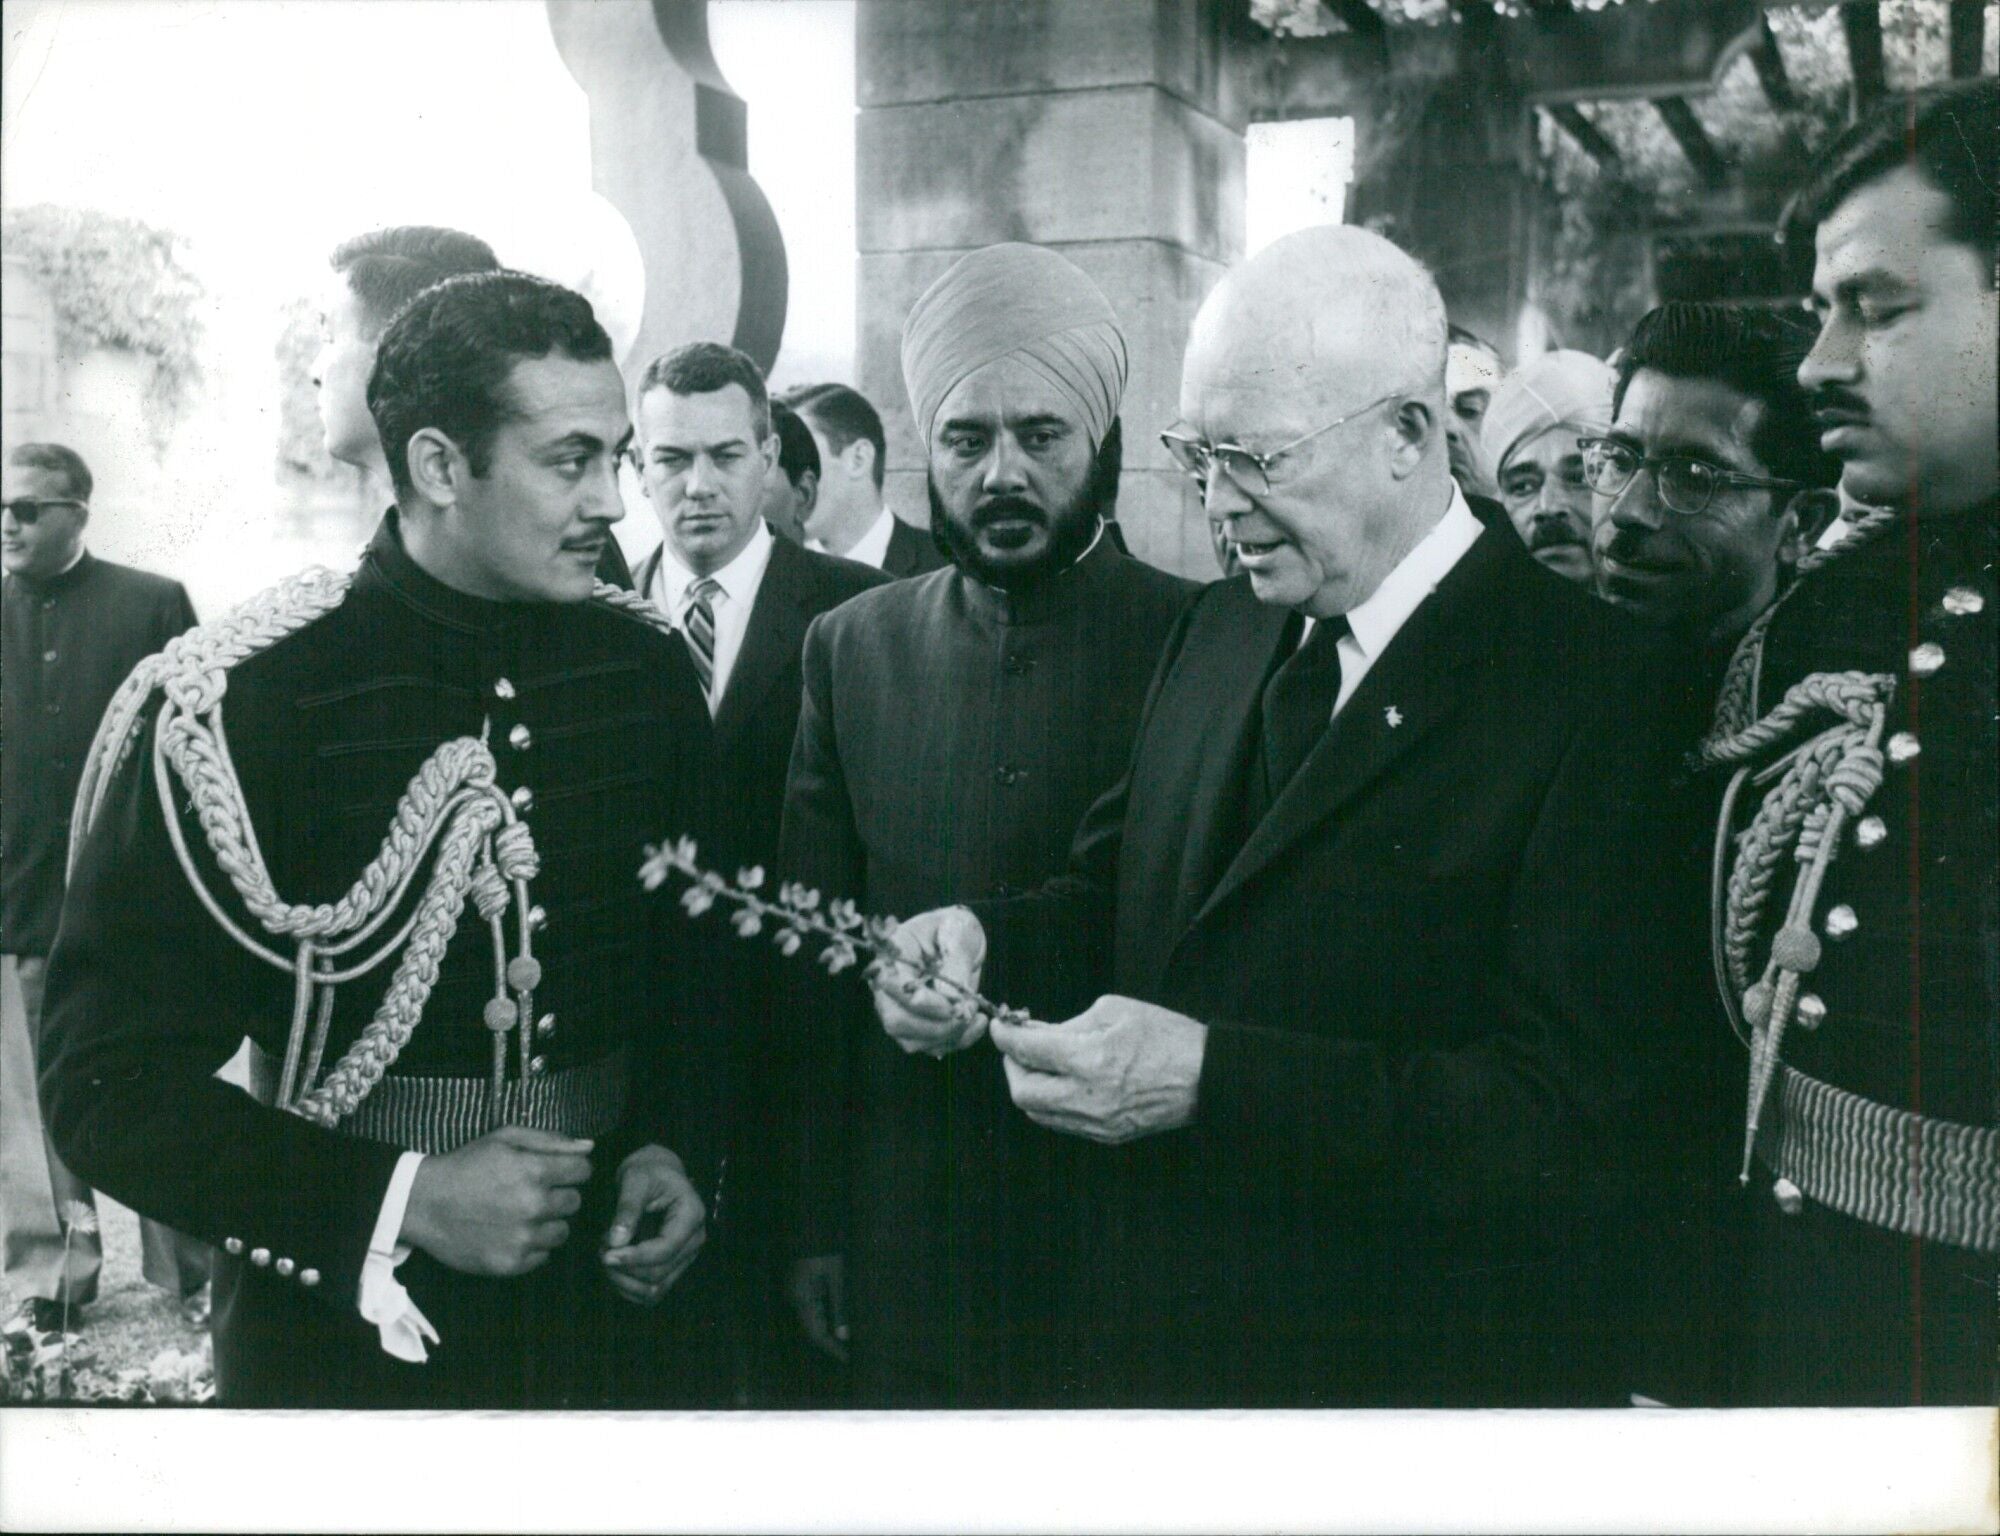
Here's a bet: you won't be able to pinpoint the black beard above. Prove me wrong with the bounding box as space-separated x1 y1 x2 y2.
928 479 1105 591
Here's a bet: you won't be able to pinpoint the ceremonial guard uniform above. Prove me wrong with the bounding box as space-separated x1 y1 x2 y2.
1704 505 1998 1404
41 513 719 1408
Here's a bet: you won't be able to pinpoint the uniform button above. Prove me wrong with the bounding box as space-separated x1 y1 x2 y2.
493 678 517 700
527 904 548 933
536 1012 557 1037
995 765 1022 786
1795 993 1827 1030
299 1268 321 1288
1772 1178 1804 1216
1941 586 1984 616
508 723 533 750
250 1247 271 1268
1824 904 1858 940
224 1237 244 1256
528 1055 548 1076
510 785 534 812
1908 642 1945 677
1854 816 1887 850
275 1257 295 1278
1887 732 1920 764
44 701 60 715
41 649 57 663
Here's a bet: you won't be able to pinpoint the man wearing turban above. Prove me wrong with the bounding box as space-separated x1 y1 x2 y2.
775 243 1192 1407
1480 350 1616 584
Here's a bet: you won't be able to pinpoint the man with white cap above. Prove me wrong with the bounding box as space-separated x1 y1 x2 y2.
1481 349 1616 584
776 242 1191 1407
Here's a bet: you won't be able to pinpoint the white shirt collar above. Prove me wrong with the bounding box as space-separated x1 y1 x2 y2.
810 504 895 569
652 518 775 613
1315 482 1483 665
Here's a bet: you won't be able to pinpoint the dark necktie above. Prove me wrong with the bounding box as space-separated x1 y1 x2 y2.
1258 614 1349 804
683 577 719 697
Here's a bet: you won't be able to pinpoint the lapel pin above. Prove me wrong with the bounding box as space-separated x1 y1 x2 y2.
1384 706 1403 728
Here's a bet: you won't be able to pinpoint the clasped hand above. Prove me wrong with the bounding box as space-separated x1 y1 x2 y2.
992 996 1207 1145
870 906 1208 1144
869 905 990 1057
402 1126 705 1305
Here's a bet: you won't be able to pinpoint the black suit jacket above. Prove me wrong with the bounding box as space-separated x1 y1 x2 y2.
981 523 1681 1406
881 516 946 579
635 532 892 877
2 554 197 953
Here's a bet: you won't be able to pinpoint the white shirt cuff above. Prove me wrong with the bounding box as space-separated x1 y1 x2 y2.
358 1151 440 1364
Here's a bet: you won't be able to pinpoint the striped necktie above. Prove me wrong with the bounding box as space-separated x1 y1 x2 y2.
683 577 720 696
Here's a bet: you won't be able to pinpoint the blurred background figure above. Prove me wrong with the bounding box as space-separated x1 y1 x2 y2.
759 398 819 546
1 442 210 1340
782 383 943 577
1444 324 1505 502
314 224 634 588
1481 349 1615 585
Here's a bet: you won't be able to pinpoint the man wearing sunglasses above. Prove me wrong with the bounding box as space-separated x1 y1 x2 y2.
1587 302 1838 669
872 225 1679 1407
2 442 207 1340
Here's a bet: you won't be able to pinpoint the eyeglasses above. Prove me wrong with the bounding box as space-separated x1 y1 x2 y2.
1161 389 1404 496
0 497 86 525
1578 438 1797 517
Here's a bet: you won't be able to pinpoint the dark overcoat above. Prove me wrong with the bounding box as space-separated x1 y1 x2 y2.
776 537 1192 1405
979 526 1682 1406
635 531 889 1402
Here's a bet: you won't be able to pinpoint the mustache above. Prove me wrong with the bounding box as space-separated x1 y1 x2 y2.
1525 518 1585 552
972 496 1048 529
1810 385 1870 422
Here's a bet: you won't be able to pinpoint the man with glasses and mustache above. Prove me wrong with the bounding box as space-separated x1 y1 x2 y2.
1 443 209 1341
776 242 1191 1407
1703 78 1997 1407
1480 349 1617 584
1585 303 1838 695
873 226 1679 1407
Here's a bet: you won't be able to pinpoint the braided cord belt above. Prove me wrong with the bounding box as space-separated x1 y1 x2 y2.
70 569 675 1133
1698 513 2000 1253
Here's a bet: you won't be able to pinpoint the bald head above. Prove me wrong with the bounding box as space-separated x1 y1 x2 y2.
1175 226 1460 619
1185 226 1448 411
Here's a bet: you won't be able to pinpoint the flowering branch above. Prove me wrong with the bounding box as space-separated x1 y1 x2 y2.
639 836 1032 1030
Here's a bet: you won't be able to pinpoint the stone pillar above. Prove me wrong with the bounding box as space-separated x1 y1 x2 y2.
1344 12 1535 359
855 0 1246 579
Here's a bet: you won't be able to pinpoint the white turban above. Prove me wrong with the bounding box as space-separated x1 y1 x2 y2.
1480 350 1617 475
900 243 1128 449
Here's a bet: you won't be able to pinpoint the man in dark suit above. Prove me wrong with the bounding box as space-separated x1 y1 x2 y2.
1 442 210 1338
778 244 1192 1407
783 382 945 578
631 342 886 1403
876 226 1678 1407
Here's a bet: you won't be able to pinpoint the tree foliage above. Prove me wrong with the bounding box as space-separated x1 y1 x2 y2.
0 205 204 447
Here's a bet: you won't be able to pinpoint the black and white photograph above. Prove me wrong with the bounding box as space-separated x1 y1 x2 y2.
0 1 1994 1530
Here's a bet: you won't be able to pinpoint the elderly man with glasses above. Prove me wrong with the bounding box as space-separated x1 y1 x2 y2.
2 442 210 1341
871 225 1685 1408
